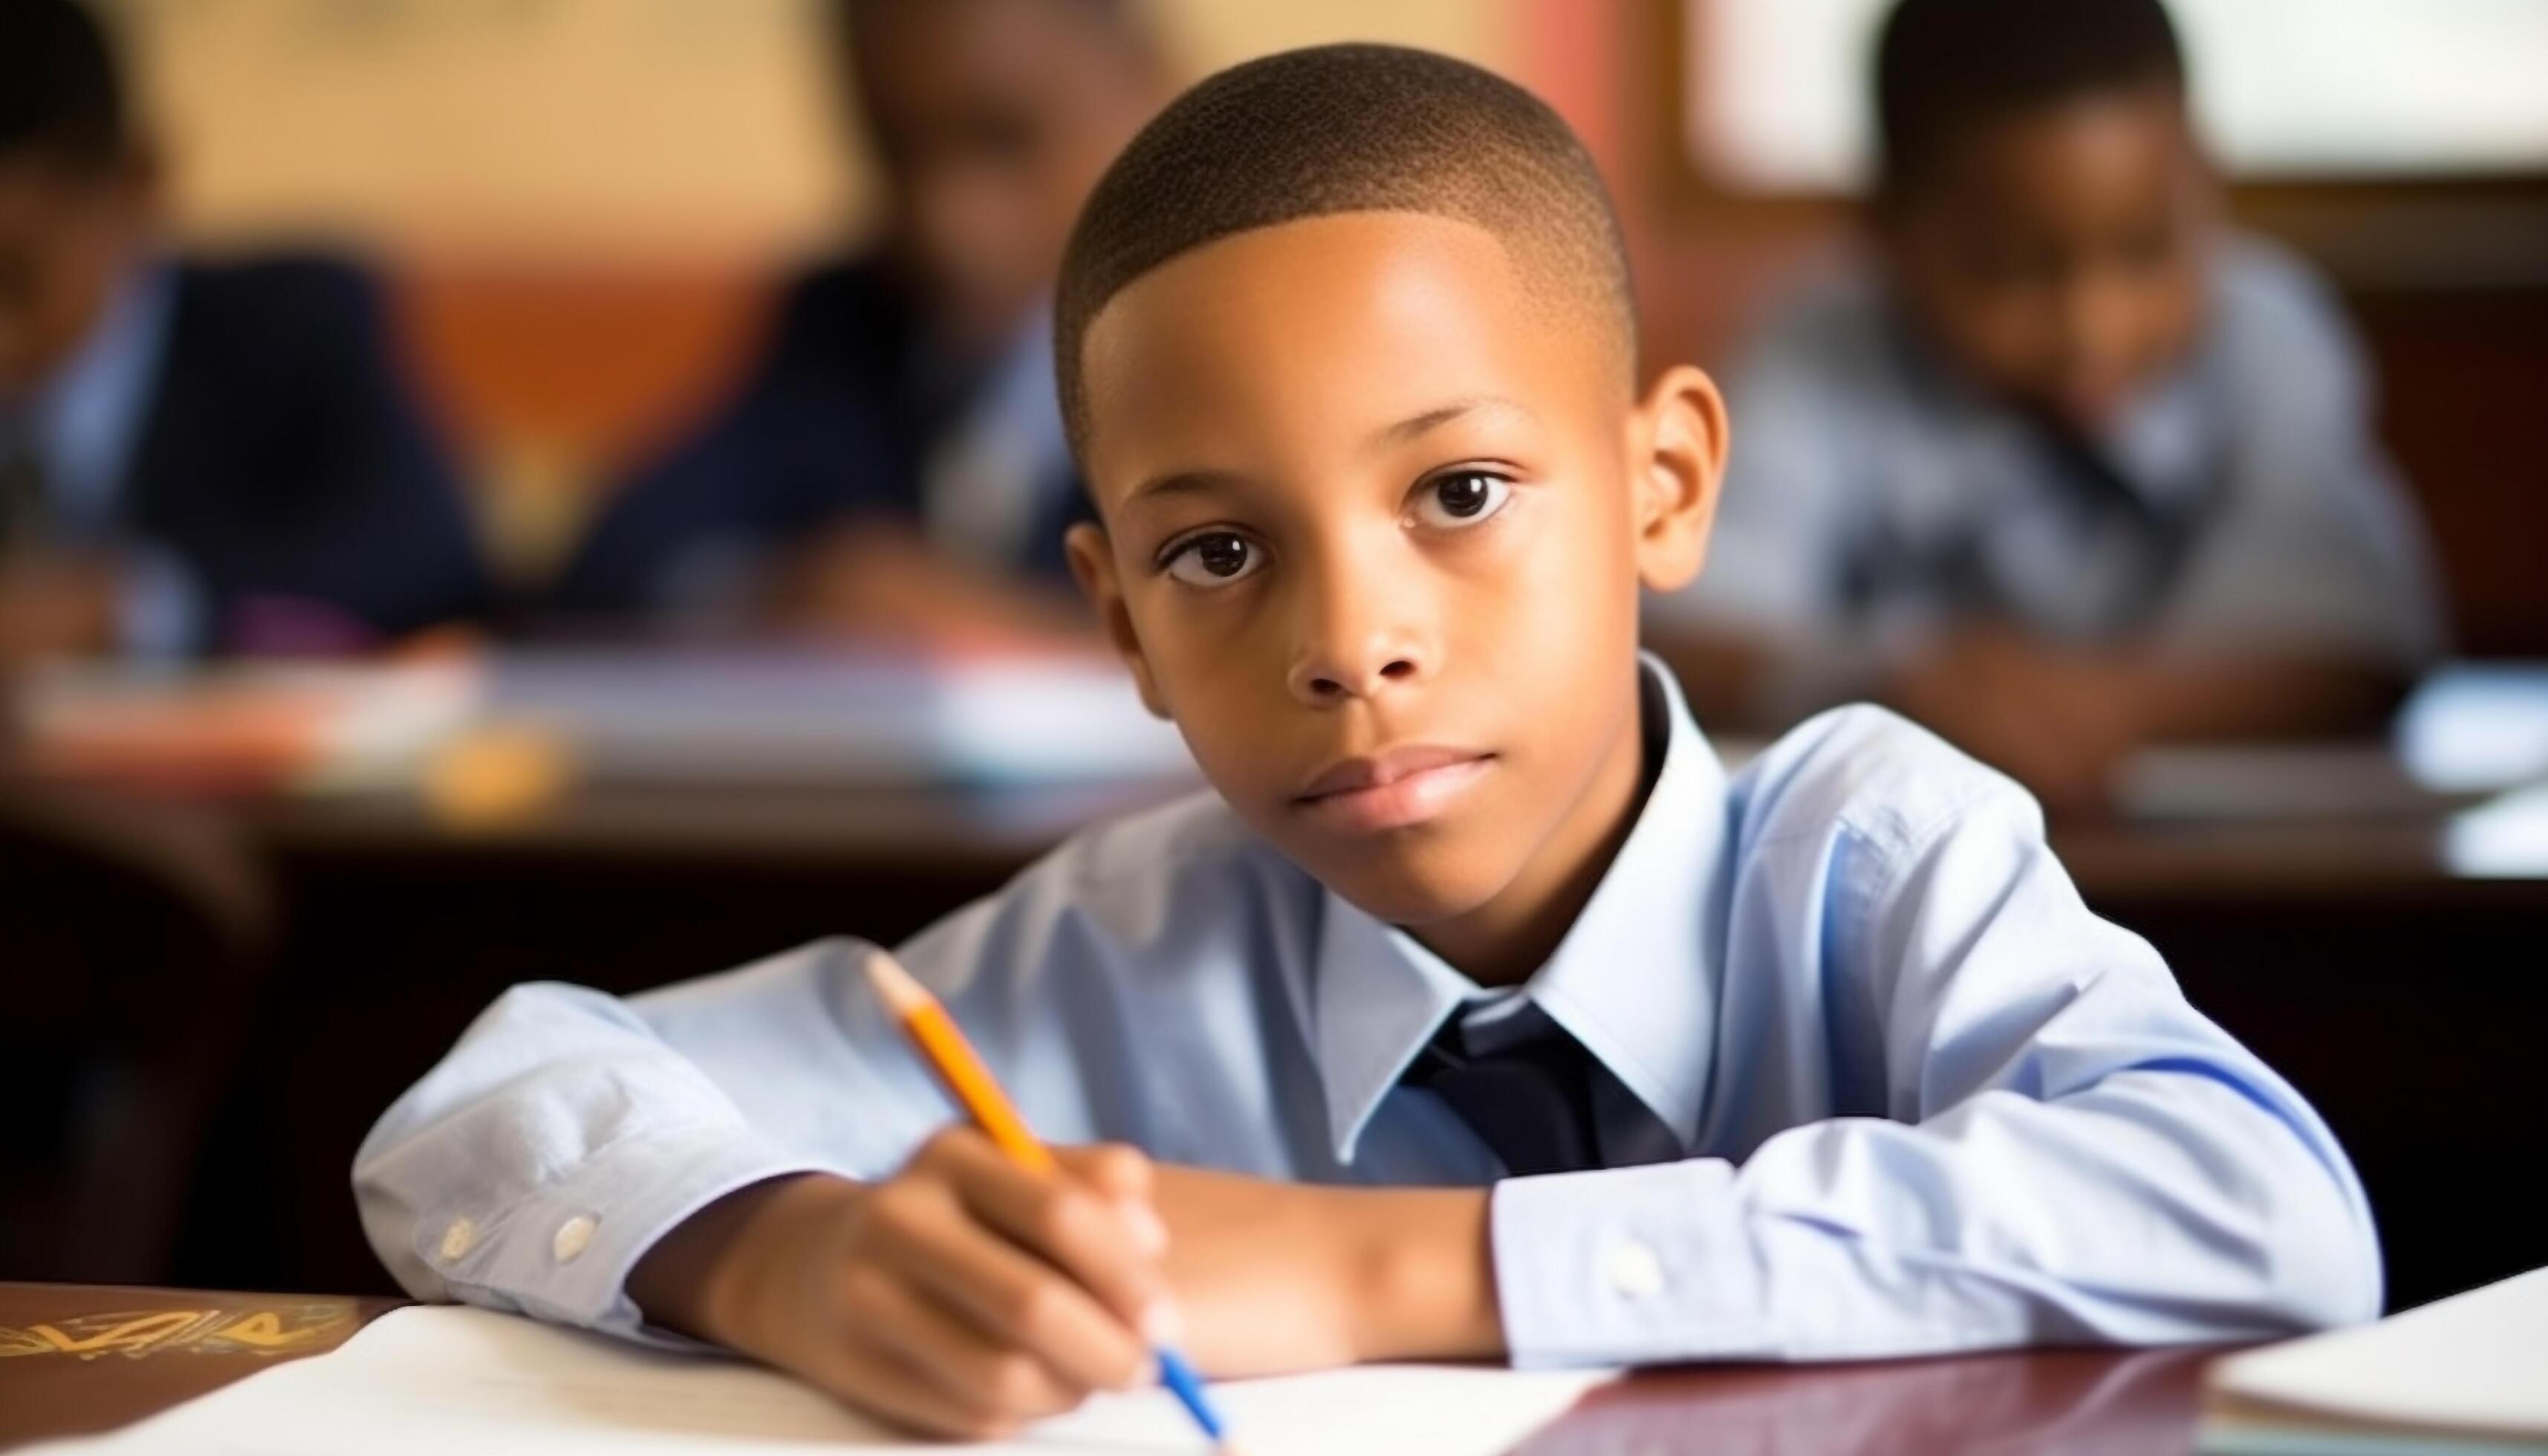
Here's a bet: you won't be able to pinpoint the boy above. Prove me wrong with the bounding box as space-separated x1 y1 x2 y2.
544 0 1161 644
358 45 2378 1440
0 0 488 660
1651 0 2443 807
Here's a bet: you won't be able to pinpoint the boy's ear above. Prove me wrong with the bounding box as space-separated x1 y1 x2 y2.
1628 364 1729 594
1064 521 1171 720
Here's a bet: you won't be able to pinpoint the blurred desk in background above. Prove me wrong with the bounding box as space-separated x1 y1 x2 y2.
239 776 1192 876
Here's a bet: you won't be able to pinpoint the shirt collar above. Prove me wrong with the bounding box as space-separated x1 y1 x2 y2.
1307 654 1731 1162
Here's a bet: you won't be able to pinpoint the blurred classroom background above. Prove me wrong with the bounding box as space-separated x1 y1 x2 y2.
4 0 2546 1319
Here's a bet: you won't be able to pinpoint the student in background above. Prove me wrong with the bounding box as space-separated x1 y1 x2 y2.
1649 0 2443 808
361 47 2375 1440
0 0 489 663
545 0 1164 645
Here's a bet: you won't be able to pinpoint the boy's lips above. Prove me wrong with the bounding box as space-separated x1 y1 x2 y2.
1293 745 1495 833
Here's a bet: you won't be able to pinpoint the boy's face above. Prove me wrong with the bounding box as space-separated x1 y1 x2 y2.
0 152 153 397
1879 85 2214 435
1067 212 1724 948
849 0 1157 355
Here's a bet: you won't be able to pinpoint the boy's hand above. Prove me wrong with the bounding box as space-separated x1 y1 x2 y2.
631 1131 1174 1440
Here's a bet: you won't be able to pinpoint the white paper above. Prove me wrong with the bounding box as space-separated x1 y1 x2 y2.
30 1306 1613 1455
2205 1266 2548 1437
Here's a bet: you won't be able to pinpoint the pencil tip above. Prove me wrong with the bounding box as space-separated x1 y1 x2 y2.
860 948 930 1014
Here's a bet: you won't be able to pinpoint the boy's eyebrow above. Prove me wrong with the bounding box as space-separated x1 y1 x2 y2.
1120 467 1247 513
1116 396 1535 513
1368 395 1532 449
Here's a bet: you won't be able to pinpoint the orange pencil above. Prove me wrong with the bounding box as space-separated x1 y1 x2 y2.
862 949 1235 1452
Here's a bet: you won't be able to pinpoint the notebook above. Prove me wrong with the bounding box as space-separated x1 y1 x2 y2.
27 1304 1614 1455
2200 1267 2548 1454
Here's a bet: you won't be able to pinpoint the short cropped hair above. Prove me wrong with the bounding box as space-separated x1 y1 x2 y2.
0 0 128 169
1874 0 2186 194
1054 43 1634 462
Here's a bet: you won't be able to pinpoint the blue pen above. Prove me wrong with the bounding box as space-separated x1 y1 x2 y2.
865 952 1238 1450
1156 1347 1229 1446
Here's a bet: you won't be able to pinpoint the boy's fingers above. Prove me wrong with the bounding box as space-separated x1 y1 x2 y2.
1054 1144 1171 1256
814 1343 1021 1443
926 1133 1173 1337
833 1265 1088 1422
869 1183 1154 1391
1055 1143 1153 1203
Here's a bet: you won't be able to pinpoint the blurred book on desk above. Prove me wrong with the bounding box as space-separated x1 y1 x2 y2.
2200 1266 2548 1455
17 660 483 796
483 648 1191 787
2113 663 2548 824
16 647 1195 798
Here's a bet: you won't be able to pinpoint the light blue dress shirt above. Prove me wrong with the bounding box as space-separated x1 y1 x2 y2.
917 305 1078 573
354 660 2381 1367
13 260 172 536
1655 235 2445 718
1 258 196 655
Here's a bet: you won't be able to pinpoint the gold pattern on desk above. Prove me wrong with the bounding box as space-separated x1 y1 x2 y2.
0 1304 356 1362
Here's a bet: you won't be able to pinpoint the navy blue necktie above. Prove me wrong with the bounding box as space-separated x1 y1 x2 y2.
1405 1007 1610 1177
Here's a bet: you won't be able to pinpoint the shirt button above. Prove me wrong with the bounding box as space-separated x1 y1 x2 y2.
552 1214 599 1264
1605 1238 1668 1299
438 1218 477 1262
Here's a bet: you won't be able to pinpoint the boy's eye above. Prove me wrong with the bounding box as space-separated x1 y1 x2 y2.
1410 471 1512 530
1163 531 1264 588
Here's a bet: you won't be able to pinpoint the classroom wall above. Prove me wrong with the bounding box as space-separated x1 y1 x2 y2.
113 0 1515 266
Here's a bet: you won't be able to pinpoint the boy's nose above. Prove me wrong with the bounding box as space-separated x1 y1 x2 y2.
1290 647 1422 705
1287 602 1431 706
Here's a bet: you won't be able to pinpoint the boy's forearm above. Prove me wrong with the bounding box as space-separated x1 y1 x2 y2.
628 1172 857 1349
1335 1186 1504 1363
1146 1165 1501 1371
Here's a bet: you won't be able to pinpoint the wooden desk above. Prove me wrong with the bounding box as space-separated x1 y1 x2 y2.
0 1284 403 1447
0 1282 2223 1452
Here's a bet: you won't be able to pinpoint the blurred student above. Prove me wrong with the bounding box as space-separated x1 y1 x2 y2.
1651 0 2443 807
545 0 1164 646
0 0 490 663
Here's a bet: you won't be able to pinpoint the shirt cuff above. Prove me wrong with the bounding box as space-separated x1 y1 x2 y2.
1491 1159 1764 1368
406 1125 831 1348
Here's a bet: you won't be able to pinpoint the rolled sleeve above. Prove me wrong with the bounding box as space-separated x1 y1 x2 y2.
352 976 851 1347
412 1126 828 1346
